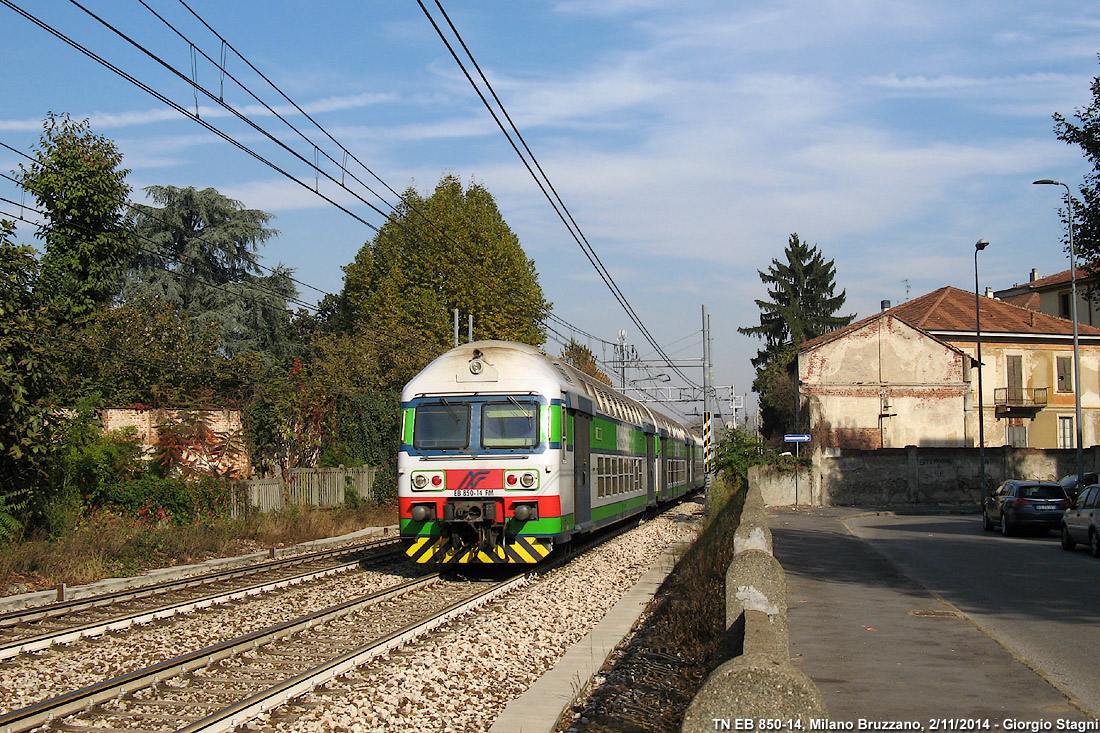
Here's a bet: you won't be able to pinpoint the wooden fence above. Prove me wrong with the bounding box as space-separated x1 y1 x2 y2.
238 465 378 516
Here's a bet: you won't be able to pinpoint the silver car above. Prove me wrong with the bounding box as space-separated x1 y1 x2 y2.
1061 484 1100 557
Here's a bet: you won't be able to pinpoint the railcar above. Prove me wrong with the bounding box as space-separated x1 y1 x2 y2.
398 340 705 564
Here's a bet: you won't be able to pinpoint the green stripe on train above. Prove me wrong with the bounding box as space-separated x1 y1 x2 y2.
402 408 415 445
590 494 648 522
400 516 567 534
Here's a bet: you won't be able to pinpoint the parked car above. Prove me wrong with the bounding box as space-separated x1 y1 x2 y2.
1060 483 1100 557
1057 472 1098 502
983 480 1070 535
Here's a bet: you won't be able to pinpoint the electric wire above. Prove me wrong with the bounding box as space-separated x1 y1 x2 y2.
1 196 442 400
0 1 691 394
68 0 579 342
0 187 316 315
0 0 380 234
419 0 700 389
0 199 314 319
0 140 331 307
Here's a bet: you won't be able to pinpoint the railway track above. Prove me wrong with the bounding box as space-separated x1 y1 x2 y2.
0 571 527 733
0 515 666 732
0 535 402 661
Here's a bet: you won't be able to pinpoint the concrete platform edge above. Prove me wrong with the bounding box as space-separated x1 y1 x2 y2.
489 540 690 733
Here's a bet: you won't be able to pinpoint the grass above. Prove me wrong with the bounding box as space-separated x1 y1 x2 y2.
0 502 398 595
561 477 746 732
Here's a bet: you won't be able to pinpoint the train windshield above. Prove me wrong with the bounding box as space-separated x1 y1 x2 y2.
414 400 471 450
482 400 539 448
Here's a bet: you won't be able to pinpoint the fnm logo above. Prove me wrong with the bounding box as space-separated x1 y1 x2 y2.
457 470 491 489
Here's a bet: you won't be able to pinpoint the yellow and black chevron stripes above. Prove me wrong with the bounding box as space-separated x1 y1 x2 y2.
406 535 553 564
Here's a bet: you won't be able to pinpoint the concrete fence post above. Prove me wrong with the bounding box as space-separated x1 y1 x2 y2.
682 484 826 731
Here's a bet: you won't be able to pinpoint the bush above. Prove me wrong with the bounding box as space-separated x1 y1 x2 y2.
36 403 141 536
95 474 236 525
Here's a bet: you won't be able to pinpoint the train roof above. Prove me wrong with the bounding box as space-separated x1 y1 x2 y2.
404 340 701 443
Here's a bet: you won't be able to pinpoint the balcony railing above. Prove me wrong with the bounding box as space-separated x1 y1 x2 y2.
994 387 1048 408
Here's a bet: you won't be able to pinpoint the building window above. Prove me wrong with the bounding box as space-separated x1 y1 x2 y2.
1060 292 1072 319
1005 423 1027 447
1006 355 1023 403
1059 416 1074 449
1057 356 1073 393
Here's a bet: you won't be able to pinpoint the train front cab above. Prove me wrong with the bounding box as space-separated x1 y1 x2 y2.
400 393 569 564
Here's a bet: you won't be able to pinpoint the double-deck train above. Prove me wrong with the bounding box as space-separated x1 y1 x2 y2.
398 340 706 564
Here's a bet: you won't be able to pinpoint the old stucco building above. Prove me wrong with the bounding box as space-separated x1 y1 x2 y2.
995 267 1100 326
798 286 1100 451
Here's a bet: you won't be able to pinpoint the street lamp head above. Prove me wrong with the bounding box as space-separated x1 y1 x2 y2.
975 238 989 251
1033 179 1064 186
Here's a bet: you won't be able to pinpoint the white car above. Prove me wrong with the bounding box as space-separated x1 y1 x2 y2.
1061 484 1100 557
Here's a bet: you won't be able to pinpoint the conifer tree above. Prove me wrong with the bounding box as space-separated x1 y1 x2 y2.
739 233 854 439
123 185 297 360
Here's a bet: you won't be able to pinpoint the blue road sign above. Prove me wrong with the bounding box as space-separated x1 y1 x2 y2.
784 434 811 443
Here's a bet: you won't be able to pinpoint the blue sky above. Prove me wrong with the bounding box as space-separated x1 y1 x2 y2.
2 1 1099 424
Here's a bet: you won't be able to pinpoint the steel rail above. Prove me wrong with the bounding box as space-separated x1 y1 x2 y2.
0 573 443 733
177 573 530 733
0 538 402 660
0 515 650 733
0 534 399 629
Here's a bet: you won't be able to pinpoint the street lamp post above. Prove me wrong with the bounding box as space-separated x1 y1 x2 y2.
1033 179 1084 487
974 238 989 506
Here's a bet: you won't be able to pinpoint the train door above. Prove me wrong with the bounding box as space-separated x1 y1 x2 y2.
571 409 592 531
645 432 656 507
658 432 669 500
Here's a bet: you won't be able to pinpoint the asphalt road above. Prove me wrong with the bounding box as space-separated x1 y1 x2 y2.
844 511 1100 716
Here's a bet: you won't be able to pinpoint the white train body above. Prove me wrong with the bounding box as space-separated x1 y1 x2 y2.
398 341 704 563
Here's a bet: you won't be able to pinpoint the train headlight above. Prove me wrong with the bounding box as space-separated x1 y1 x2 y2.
505 470 538 489
411 472 444 490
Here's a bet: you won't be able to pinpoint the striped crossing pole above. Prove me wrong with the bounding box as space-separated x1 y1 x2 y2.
703 411 713 474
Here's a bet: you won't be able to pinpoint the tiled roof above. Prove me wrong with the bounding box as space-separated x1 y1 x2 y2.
998 291 1040 311
886 286 1100 336
1014 268 1092 290
799 311 890 351
800 285 1100 354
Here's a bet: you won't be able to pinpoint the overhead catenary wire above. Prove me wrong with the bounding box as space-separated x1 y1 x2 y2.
0 0 666 374
418 0 700 390
0 0 382 235
0 197 315 315
0 169 319 314
54 0 581 338
1 196 443 391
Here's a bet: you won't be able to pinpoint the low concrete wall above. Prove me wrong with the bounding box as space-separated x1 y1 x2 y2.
749 464 814 506
750 445 1100 506
682 484 826 731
